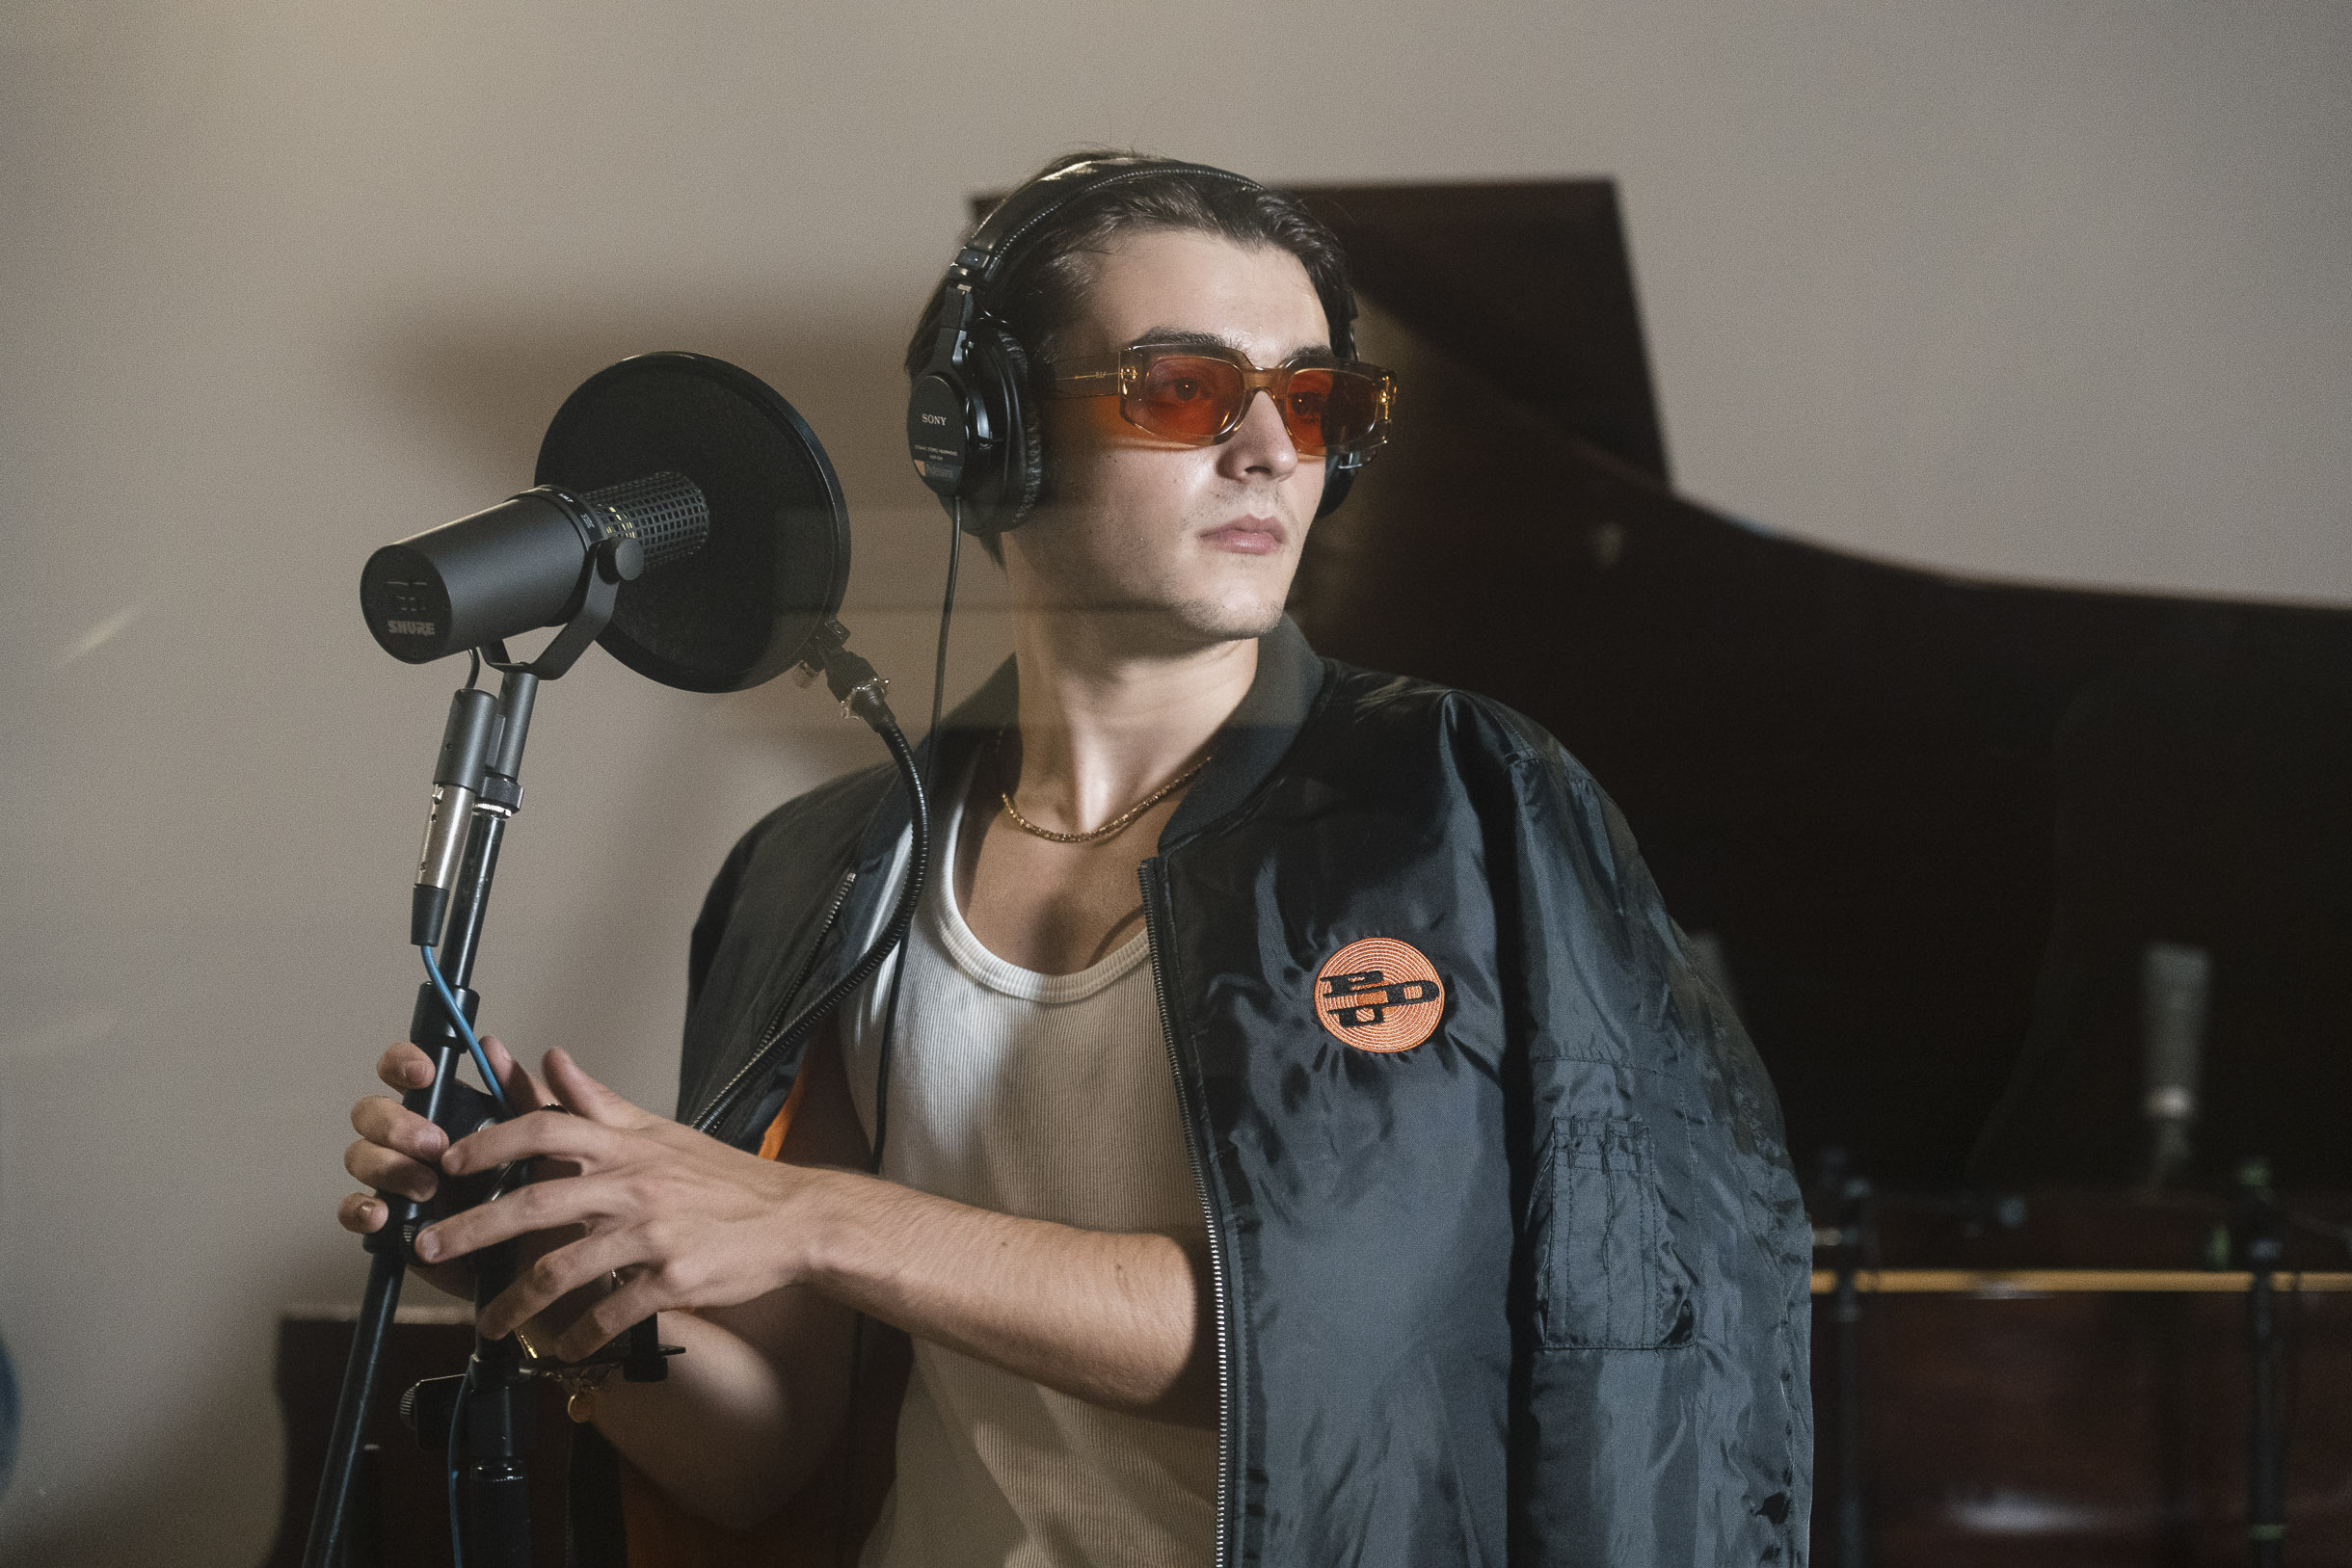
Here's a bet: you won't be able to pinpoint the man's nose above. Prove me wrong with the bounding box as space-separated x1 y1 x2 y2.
1218 386 1301 481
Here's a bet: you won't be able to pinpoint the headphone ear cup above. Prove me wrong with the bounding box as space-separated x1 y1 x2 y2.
957 323 1045 536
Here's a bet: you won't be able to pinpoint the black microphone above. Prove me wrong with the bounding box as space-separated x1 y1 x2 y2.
361 472 709 664
357 353 854 694
2141 940 2212 1188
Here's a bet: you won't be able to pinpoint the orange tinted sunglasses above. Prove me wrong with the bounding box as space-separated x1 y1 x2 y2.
1045 342 1396 458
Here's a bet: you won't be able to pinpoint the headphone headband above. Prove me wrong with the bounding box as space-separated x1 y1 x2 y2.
950 157 1268 299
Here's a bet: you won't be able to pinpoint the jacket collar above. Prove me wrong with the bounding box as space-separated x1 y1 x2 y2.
849 615 1328 864
1162 615 1326 848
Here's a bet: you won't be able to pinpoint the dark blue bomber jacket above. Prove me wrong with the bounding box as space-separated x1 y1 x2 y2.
673 618 1814 1566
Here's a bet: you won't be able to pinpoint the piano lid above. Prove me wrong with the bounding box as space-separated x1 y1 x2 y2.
1288 180 2352 1192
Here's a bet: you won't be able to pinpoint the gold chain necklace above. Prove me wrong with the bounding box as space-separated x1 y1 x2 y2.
996 731 1214 844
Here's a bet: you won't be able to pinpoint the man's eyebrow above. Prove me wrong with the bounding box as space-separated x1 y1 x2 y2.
1122 327 1337 359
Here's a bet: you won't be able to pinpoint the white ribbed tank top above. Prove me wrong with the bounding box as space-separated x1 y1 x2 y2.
841 770 1216 1568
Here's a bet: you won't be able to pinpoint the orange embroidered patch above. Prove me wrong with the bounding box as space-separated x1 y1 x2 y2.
1314 938 1446 1052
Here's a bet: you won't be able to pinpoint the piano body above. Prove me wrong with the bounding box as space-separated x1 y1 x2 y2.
1286 180 2352 1566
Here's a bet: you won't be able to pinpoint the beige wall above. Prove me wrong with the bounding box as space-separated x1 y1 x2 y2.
3 3 2346 1561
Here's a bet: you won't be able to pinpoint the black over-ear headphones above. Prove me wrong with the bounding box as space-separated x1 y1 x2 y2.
905 155 1364 537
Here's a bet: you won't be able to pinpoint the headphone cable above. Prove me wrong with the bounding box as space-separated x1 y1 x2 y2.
870 497 962 1169
835 497 963 1568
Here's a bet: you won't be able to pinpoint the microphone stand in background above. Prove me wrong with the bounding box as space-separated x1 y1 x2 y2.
2229 1157 2290 1568
1809 1154 2031 1568
1812 1148 1873 1568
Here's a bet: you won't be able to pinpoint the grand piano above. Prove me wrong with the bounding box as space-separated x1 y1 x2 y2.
1286 180 2352 1566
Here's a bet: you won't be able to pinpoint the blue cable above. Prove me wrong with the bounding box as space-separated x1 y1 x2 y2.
420 943 511 1118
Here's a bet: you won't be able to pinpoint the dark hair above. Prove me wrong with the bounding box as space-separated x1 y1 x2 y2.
905 149 1354 376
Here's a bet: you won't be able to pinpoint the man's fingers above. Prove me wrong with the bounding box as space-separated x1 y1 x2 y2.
482 1035 552 1111
414 1172 625 1264
442 1106 617 1178
337 1191 389 1235
352 1095 447 1163
477 1228 642 1342
548 1270 670 1363
344 1137 439 1201
376 1041 436 1094
544 1048 654 1129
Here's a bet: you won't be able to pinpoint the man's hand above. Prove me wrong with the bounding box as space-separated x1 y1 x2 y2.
335 1034 550 1300
414 1049 843 1359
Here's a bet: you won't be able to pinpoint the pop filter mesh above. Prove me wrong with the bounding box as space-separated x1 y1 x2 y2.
536 354 850 693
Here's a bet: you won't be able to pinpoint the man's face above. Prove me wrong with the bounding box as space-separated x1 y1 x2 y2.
1005 227 1331 648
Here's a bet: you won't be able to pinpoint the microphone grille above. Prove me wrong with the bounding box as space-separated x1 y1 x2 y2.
2140 941 2212 1111
581 471 710 571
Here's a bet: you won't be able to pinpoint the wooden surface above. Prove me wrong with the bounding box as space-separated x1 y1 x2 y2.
1813 1285 2352 1566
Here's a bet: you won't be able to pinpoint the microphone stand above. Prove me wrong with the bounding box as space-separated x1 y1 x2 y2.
307 664 679 1568
2231 1157 2289 1567
427 665 537 1567
308 539 674 1568
303 668 542 1568
307 608 912 1568
1811 1149 1873 1568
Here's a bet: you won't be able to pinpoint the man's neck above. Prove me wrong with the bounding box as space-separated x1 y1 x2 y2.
1004 608 1260 832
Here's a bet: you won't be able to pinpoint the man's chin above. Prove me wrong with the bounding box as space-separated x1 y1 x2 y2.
1155 586 1290 648
1019 598 1283 654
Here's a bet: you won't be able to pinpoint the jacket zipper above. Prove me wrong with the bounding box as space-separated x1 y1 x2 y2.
693 867 858 1131
1139 856 1235 1568
760 868 860 1053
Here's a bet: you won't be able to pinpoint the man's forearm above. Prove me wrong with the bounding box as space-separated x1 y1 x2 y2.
800 1166 1215 1424
582 1175 1210 1531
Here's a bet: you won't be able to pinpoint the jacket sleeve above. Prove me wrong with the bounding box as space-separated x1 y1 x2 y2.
685 822 762 1023
1478 709 1813 1565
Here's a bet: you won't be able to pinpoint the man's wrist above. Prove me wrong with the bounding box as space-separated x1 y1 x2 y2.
782 1162 882 1299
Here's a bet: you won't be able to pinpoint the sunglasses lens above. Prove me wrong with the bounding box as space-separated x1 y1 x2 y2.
1109 351 1388 455
1129 355 1244 442
1283 367 1383 455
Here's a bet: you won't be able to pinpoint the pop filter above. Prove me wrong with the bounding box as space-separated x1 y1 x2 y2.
535 352 851 692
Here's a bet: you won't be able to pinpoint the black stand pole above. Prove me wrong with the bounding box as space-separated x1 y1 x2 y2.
2233 1157 2288 1567
1813 1149 1872 1568
443 679 538 1567
303 671 538 1568
459 1262 536 1566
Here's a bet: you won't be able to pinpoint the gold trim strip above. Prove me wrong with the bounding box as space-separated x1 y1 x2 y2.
1809 1269 2352 1295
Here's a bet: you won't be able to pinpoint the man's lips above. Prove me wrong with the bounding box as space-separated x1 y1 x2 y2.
1201 516 1288 555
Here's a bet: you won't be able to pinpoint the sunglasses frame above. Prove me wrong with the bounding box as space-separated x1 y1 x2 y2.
1044 341 1397 458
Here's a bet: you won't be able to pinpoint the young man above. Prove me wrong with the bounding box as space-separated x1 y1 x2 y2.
340 153 1814 1565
